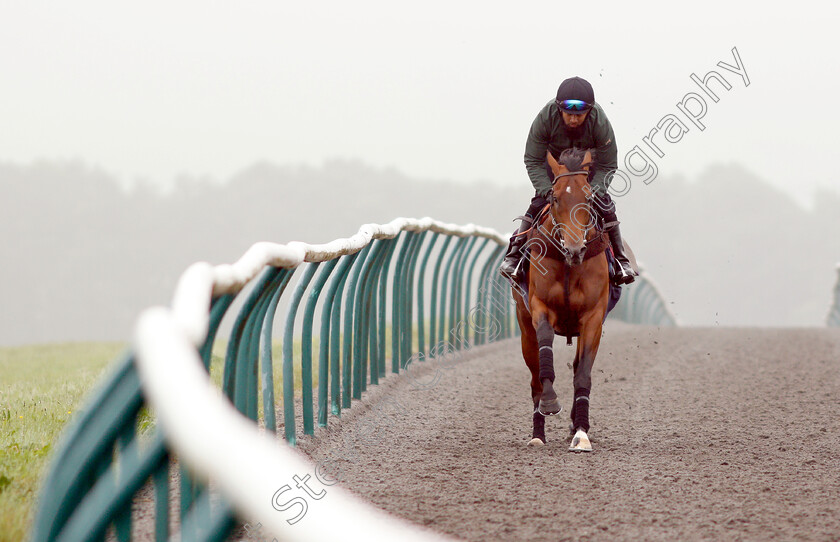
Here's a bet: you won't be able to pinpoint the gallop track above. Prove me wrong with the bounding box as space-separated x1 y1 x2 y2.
299 323 840 541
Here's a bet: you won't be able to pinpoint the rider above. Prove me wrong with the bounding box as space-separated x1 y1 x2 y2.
499 76 638 285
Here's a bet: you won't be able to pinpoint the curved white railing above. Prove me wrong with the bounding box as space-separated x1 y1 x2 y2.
136 217 501 541
169 218 505 346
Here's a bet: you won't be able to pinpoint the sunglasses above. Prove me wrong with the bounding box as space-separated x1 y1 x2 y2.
557 99 591 112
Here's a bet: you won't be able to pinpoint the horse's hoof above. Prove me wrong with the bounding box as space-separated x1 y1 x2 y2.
538 399 562 416
527 437 545 447
569 429 593 452
539 379 561 416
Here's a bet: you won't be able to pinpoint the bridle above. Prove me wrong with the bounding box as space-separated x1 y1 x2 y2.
547 165 598 251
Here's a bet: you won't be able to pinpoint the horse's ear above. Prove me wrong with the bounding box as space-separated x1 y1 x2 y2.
582 150 593 170
546 151 564 176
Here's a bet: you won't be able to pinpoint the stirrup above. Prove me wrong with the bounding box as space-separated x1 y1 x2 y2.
611 265 637 286
499 259 516 278
500 258 522 277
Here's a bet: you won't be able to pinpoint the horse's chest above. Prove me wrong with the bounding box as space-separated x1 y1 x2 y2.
547 277 598 312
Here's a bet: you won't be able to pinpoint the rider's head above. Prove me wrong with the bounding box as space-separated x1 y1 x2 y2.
556 76 594 130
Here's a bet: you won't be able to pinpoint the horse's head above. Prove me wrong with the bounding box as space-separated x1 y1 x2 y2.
546 148 596 266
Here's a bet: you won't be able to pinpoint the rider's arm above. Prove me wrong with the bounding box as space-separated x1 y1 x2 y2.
590 103 618 196
523 102 554 196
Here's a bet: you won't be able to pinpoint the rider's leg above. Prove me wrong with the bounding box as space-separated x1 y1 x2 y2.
499 192 550 278
591 191 638 285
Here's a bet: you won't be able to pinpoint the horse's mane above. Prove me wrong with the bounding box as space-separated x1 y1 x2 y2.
557 148 596 171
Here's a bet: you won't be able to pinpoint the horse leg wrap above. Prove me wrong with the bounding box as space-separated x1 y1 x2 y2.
532 410 546 442
536 320 555 383
572 388 590 432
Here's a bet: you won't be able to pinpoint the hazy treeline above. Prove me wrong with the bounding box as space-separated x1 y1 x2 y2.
1 159 838 344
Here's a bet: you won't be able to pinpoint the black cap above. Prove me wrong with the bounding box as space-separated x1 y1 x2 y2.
555 76 595 112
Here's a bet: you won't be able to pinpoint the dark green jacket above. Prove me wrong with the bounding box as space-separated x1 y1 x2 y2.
524 100 618 196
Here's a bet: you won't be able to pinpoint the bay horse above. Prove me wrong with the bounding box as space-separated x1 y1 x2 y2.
512 148 611 452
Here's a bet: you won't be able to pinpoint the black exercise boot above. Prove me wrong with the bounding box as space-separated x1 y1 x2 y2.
605 222 638 285
499 218 531 280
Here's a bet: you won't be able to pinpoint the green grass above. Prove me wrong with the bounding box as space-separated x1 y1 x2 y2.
0 342 126 542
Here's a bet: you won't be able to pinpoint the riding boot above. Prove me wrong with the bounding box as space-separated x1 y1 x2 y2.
499 218 531 280
605 221 638 285
500 193 549 280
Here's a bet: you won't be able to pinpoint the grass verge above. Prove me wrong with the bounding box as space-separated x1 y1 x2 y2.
0 342 126 542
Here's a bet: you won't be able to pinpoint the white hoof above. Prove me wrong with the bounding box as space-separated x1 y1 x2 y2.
527 438 545 447
569 429 592 452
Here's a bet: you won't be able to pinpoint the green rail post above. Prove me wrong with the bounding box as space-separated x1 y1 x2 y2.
391 232 415 373
281 262 321 444
316 255 354 424
353 239 386 398
428 235 453 354
416 232 441 359
475 245 504 345
449 236 477 350
378 238 399 377
460 238 491 347
485 252 508 340
326 252 361 417
259 269 295 434
236 268 290 423
438 236 468 347
301 259 338 433
463 238 491 331
342 244 372 407
488 246 506 342
363 240 391 388
224 267 281 405
402 231 427 366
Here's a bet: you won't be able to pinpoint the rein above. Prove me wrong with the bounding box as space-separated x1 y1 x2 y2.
550 160 592 186
551 169 590 183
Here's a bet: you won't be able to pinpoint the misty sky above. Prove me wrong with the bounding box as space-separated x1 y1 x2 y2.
2 2 839 207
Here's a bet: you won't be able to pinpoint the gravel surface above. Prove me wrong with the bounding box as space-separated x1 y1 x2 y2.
296 323 840 541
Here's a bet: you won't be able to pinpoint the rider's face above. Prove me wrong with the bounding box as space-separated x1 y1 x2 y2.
562 110 589 128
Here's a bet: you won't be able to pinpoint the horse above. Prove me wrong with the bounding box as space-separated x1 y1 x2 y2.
512 147 611 452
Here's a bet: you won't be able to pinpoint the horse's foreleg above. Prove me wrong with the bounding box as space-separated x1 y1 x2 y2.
535 317 561 416
569 348 581 435
516 300 546 445
569 312 604 452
